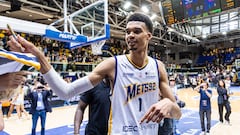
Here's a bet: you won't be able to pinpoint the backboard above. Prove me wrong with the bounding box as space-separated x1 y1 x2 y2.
44 0 110 49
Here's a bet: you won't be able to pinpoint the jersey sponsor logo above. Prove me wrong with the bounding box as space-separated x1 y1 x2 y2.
125 82 156 103
121 63 127 69
123 125 138 132
123 72 134 77
145 72 156 77
122 123 158 133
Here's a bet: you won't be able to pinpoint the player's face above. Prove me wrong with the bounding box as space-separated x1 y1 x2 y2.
125 21 152 51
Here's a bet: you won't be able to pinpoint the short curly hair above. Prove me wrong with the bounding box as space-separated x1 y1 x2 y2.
126 12 153 34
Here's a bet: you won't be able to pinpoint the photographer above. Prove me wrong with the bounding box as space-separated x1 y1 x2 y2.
27 81 52 135
194 82 212 135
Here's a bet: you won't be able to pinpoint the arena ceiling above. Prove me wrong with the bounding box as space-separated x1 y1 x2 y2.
1 0 240 47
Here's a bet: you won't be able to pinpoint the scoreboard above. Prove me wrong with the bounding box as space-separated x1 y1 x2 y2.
162 0 175 25
161 0 239 25
221 0 235 11
183 0 221 19
172 0 185 23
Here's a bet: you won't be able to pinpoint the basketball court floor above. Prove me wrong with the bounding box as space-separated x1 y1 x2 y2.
1 86 240 135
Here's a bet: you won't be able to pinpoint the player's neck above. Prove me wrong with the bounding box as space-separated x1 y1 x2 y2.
127 53 148 68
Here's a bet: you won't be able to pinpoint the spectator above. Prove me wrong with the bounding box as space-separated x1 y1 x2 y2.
28 82 52 135
194 82 212 135
217 80 231 125
7 85 29 120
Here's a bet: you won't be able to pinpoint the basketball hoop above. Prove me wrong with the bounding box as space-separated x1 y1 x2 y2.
45 0 110 49
91 40 106 55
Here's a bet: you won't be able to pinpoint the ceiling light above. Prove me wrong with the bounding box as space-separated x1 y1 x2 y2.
202 34 207 39
150 13 157 20
141 5 149 13
123 1 131 9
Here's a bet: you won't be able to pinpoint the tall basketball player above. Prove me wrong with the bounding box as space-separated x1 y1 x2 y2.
7 12 181 135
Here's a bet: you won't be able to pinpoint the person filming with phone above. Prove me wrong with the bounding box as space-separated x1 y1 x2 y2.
194 82 212 135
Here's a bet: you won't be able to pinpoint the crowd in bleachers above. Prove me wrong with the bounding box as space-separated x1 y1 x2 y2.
1 29 239 78
171 61 239 89
196 47 240 66
1 29 240 121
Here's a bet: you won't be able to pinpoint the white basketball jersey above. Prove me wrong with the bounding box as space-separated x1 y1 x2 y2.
108 55 160 135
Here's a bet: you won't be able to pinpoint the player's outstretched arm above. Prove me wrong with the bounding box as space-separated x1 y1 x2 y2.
7 35 93 99
7 35 114 100
42 58 114 99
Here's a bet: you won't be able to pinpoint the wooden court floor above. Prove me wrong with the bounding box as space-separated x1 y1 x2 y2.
2 87 240 135
178 87 240 135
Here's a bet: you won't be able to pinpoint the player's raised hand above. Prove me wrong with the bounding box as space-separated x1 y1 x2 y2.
7 35 41 57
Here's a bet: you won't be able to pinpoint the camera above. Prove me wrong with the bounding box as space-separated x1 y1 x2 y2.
177 100 185 108
37 76 46 85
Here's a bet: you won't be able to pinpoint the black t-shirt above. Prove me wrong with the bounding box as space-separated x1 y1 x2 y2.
81 81 111 135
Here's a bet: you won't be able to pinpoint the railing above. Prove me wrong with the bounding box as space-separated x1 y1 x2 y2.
50 61 97 72
167 67 205 75
49 61 207 74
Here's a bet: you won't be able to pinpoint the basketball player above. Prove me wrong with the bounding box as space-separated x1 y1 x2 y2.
7 12 181 135
74 79 111 135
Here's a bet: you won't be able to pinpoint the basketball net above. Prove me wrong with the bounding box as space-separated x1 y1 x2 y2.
91 40 106 55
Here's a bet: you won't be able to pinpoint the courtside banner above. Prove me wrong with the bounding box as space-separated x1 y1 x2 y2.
0 49 40 70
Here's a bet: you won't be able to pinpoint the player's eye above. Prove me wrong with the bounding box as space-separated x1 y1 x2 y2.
133 29 142 34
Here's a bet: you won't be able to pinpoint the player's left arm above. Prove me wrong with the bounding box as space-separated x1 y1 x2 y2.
140 61 181 124
158 61 176 102
157 61 181 119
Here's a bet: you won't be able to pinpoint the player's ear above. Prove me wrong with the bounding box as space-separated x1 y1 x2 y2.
147 32 152 40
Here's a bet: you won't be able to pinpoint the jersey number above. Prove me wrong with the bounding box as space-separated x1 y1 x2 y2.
138 98 142 112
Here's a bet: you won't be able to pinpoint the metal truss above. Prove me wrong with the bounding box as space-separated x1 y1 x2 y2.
1 0 200 47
